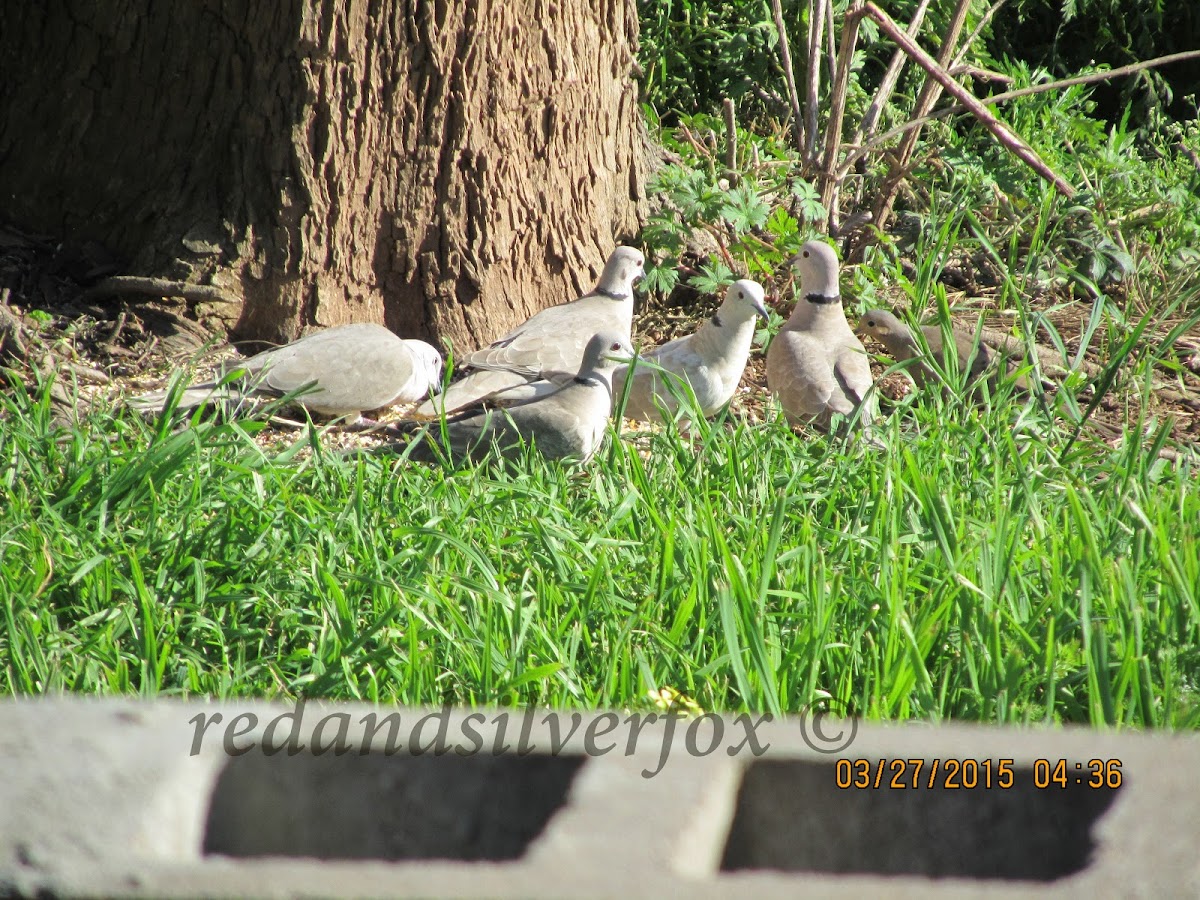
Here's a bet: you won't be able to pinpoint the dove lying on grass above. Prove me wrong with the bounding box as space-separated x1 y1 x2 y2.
614 279 769 422
129 323 443 422
392 331 634 464
417 246 644 416
766 240 875 430
856 309 1032 395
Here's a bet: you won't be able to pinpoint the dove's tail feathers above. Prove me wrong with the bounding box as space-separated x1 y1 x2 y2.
416 368 530 417
128 384 231 413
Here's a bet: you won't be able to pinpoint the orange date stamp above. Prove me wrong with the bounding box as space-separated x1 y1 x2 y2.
835 758 1124 790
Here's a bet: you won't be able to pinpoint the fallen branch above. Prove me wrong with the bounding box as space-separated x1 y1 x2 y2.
85 276 235 305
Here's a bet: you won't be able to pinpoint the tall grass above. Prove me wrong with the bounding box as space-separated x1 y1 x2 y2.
3 333 1197 727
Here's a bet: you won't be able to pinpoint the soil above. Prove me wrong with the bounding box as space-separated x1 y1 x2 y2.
2 225 1198 456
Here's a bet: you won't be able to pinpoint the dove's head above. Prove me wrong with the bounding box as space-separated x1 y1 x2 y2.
856 310 916 354
596 246 646 298
787 239 841 303
856 309 904 339
404 339 445 394
720 279 770 323
582 330 636 373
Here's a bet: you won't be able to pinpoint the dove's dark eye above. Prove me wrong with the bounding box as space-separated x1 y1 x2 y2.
867 318 876 327
802 250 810 258
610 342 621 351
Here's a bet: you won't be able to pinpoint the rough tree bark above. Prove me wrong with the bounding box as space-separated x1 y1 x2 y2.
0 1 649 354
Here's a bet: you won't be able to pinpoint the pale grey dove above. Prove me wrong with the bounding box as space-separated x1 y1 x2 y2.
130 323 443 421
613 279 769 422
393 331 634 464
417 246 644 416
766 240 875 430
856 308 1032 395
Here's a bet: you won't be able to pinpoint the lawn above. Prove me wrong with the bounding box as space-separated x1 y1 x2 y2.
3 0 1200 732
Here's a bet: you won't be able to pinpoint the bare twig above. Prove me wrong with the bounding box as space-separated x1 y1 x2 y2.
950 0 1009 70
86 276 235 305
841 50 1200 174
820 0 866 232
722 98 738 177
770 0 806 158
870 0 977 234
855 0 932 145
103 309 128 351
856 0 1075 218
823 0 837 96
948 64 1014 84
1176 141 1200 175
748 83 790 115
804 0 828 165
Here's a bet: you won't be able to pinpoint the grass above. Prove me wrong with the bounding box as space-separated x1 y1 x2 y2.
3 338 1198 728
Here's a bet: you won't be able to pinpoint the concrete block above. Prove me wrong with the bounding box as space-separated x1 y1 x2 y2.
0 699 1196 898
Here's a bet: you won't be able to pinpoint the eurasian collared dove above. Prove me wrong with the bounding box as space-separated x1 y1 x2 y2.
766 240 875 429
856 309 1031 395
393 331 634 464
129 323 443 420
417 246 645 416
613 279 769 422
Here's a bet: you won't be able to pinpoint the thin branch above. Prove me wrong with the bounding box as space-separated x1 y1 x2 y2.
858 0 1075 219
855 0 932 145
771 0 806 158
824 0 837 96
804 0 827 165
1177 141 1200 175
950 0 1009 70
948 64 1014 84
840 49 1200 175
820 0 866 231
722 98 738 176
871 0 977 233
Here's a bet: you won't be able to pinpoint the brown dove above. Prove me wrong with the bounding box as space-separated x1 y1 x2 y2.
856 309 1031 395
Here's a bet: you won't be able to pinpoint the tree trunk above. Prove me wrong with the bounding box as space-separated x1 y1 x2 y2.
0 1 649 353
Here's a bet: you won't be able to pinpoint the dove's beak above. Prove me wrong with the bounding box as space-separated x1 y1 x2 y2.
753 298 770 321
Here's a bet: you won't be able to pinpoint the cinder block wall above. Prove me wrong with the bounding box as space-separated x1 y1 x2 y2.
1 699 1197 898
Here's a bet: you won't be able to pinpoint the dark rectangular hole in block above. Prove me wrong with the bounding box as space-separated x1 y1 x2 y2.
721 760 1120 881
203 753 584 862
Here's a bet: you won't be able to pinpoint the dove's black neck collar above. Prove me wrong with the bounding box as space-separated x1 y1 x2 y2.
712 314 724 328
805 292 842 305
595 288 629 300
574 375 602 387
